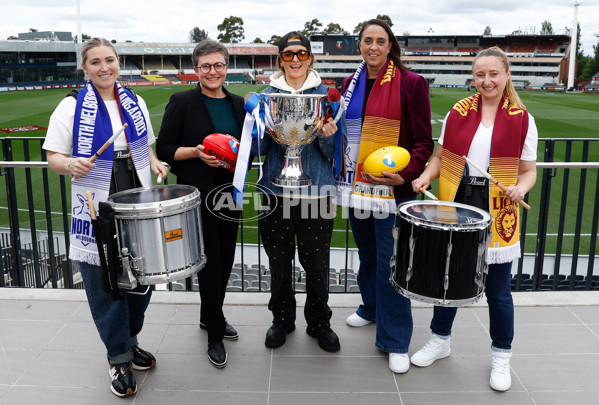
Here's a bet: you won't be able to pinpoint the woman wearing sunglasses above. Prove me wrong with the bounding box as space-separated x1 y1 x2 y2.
256 31 347 352
156 39 245 369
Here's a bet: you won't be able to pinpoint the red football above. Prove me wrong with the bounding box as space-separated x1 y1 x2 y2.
202 133 239 171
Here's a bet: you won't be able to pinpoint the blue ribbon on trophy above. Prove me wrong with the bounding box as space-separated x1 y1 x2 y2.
233 92 269 206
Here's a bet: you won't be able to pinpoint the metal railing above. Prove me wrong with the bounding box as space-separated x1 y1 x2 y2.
1 137 598 292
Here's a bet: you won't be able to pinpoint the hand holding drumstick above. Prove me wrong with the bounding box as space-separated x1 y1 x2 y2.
71 124 128 182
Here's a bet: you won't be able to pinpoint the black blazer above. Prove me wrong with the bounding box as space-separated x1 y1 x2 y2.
156 84 245 193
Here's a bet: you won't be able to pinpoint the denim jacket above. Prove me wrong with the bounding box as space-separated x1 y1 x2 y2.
252 83 348 197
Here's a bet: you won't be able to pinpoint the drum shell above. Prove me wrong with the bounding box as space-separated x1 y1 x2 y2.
107 185 206 285
392 201 492 306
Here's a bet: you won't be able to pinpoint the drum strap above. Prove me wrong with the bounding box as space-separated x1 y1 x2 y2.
109 156 141 195
455 165 489 211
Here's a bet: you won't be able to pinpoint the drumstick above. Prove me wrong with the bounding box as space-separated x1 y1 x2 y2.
462 155 530 210
419 187 438 201
86 190 97 220
157 174 163 184
72 124 128 182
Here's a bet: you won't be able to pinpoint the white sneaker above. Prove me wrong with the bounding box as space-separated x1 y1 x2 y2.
346 312 374 327
389 353 410 373
410 334 451 367
489 351 512 391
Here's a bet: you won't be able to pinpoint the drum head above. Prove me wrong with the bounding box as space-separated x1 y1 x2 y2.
397 200 492 231
107 185 200 216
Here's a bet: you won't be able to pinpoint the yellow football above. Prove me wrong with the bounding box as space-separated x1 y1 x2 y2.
363 146 411 177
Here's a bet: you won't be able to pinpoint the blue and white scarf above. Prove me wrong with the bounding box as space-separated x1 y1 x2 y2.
70 81 152 265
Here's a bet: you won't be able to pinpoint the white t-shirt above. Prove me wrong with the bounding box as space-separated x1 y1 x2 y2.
43 95 155 155
438 112 538 177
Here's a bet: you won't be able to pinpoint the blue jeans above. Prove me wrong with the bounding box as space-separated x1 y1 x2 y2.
79 261 152 364
429 261 514 350
349 199 414 353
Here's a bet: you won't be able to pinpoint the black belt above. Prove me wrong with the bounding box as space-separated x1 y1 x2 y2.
114 150 131 160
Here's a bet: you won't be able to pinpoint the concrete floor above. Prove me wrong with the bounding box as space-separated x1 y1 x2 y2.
0 288 598 405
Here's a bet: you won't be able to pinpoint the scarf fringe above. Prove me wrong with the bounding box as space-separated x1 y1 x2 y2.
70 245 101 266
487 242 520 265
336 191 397 213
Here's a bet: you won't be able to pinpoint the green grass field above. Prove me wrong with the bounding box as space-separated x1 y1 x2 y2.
1 85 598 254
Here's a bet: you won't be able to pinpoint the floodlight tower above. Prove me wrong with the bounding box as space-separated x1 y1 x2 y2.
75 0 82 71
567 1 582 91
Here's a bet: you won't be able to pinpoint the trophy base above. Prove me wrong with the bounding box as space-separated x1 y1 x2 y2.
272 175 311 188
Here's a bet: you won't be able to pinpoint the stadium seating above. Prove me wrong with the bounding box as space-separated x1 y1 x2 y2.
177 74 199 81
141 74 168 82
537 42 558 53
508 43 536 53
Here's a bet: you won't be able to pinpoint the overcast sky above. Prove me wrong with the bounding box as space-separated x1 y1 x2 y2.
3 0 598 55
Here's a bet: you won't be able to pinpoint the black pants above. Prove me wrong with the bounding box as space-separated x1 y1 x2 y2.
259 195 333 330
197 184 240 343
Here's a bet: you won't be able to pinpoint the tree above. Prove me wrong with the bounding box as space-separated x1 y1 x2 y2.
189 27 209 43
353 21 365 35
354 15 394 34
7 35 17 40
73 34 91 42
252 37 264 43
483 26 492 35
217 16 244 43
301 19 323 37
376 14 393 28
268 35 281 46
540 20 553 35
323 22 349 35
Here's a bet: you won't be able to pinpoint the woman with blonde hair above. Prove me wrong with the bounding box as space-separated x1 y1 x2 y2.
44 37 168 397
411 46 538 391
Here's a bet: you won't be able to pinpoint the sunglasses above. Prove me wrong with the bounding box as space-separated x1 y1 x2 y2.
279 50 311 62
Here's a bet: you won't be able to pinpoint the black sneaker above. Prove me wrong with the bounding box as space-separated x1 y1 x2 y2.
131 345 157 371
109 362 137 398
200 321 239 340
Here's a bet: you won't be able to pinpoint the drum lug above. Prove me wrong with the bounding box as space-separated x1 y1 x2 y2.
118 247 139 290
406 232 416 282
443 240 453 291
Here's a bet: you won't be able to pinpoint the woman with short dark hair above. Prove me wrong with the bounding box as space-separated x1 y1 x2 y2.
156 39 245 369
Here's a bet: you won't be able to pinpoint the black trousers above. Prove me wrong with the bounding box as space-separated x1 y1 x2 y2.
259 195 334 330
198 184 240 343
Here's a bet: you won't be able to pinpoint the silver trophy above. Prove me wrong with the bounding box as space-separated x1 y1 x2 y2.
262 92 343 188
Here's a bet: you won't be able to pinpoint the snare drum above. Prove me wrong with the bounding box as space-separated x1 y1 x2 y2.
107 185 206 288
390 200 492 306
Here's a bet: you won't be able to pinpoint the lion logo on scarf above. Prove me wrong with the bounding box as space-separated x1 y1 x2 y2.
495 205 518 243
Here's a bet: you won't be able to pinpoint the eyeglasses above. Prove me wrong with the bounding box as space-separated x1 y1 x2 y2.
196 63 227 73
279 50 311 62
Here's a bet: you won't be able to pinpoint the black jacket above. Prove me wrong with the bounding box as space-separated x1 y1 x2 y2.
156 84 245 193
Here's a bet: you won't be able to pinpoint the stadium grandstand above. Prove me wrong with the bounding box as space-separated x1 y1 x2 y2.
0 31 575 91
310 34 571 90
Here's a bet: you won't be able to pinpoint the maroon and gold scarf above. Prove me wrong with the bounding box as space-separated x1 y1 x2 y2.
439 94 529 263
337 59 402 212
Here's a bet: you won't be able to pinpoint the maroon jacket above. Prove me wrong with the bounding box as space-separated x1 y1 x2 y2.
342 68 433 198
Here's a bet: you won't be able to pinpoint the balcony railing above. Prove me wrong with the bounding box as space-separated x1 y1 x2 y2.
1 137 598 293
